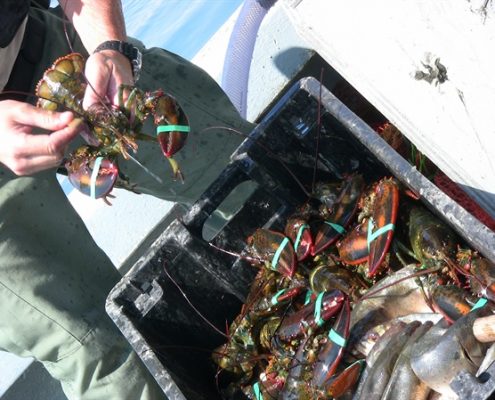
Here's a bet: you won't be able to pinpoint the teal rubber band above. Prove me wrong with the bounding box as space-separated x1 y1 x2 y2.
325 221 346 234
271 289 287 306
304 290 313 305
314 292 326 326
328 328 346 347
293 224 309 251
90 157 104 199
156 125 190 134
471 297 488 311
367 218 395 251
271 237 290 271
253 382 263 400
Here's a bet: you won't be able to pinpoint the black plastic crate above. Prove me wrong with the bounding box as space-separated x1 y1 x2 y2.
106 77 495 400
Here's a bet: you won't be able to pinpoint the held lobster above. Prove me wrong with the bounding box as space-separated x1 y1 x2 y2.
35 52 190 203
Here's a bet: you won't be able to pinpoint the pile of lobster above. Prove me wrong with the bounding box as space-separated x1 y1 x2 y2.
212 173 495 399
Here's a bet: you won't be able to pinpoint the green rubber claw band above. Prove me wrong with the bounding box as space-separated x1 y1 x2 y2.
271 237 290 271
324 221 346 234
271 289 287 306
367 218 395 251
90 157 104 199
304 290 313 305
328 328 346 347
156 125 190 134
293 224 309 251
471 297 488 311
253 382 263 400
314 292 326 327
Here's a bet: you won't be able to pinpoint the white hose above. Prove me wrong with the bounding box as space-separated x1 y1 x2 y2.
221 0 277 118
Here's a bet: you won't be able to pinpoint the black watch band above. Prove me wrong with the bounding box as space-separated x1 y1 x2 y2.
94 40 142 81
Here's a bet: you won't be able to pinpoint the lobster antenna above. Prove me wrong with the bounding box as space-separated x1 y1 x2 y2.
208 242 264 264
356 266 440 303
162 263 228 338
126 153 163 184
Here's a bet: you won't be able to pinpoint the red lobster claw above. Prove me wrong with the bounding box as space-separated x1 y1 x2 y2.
276 290 345 341
150 91 190 157
66 150 118 201
323 359 365 398
312 297 351 388
285 217 313 261
311 174 365 256
336 219 369 266
367 178 399 277
146 91 190 180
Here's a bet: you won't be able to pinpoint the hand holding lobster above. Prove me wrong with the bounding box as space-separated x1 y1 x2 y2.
82 49 134 109
36 52 190 203
0 99 80 175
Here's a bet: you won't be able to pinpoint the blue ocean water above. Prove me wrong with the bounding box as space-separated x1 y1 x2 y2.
49 0 243 61
123 0 243 60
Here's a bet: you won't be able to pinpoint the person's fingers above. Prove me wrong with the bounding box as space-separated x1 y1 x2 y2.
49 118 84 152
83 54 112 109
14 103 74 130
12 118 83 158
11 154 67 176
82 50 134 109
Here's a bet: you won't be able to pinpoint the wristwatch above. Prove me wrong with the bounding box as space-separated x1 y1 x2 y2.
94 40 142 82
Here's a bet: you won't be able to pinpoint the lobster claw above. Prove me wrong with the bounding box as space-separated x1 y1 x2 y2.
247 229 297 278
336 219 369 265
151 92 190 179
311 174 365 256
276 290 345 342
285 217 313 261
430 284 473 324
65 147 118 201
367 178 399 277
312 297 351 388
311 219 347 256
323 359 364 398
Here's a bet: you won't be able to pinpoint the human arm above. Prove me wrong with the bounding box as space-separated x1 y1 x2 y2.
0 100 80 175
59 0 135 108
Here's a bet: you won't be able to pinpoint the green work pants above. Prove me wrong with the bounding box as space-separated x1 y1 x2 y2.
0 7 254 400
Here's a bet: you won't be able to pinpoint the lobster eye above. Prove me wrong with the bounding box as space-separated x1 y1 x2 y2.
68 157 118 199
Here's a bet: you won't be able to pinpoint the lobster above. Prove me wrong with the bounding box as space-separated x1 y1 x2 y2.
35 52 189 203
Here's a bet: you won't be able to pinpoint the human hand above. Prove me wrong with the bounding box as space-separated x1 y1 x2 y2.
82 49 134 109
0 100 81 175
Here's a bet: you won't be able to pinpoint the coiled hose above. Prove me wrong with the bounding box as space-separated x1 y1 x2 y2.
221 0 277 118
